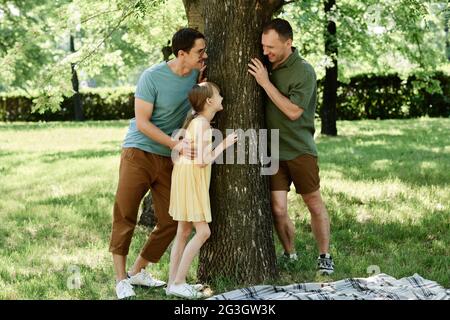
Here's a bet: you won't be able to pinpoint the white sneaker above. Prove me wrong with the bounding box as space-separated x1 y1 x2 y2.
166 283 204 299
281 252 298 261
191 283 205 291
165 283 204 296
116 279 136 300
128 268 166 287
288 253 298 261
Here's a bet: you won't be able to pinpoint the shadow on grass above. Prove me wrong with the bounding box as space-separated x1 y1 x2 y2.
0 120 129 131
0 151 16 158
202 201 449 295
3 187 448 298
0 151 34 176
35 189 114 207
41 149 120 163
102 140 123 148
318 132 449 186
274 208 450 289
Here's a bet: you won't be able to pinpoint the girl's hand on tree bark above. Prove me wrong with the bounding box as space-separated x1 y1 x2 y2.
223 132 238 149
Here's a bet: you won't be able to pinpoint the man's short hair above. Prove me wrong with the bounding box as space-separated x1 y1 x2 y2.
171 28 205 57
263 18 293 41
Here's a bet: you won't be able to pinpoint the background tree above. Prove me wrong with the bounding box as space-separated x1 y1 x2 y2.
284 0 448 134
70 34 84 121
321 0 338 135
161 40 172 61
446 5 449 61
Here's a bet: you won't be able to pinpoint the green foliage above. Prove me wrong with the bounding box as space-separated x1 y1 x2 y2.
281 0 449 79
2 73 448 121
0 0 187 111
0 87 135 121
316 71 450 120
406 71 449 117
1 0 449 113
0 0 71 89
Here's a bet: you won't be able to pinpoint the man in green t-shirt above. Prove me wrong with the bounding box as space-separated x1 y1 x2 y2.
109 28 207 299
248 19 334 275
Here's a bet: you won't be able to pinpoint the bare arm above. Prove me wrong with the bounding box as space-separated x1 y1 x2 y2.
194 121 237 167
134 98 197 160
134 98 178 149
261 80 304 121
248 58 303 121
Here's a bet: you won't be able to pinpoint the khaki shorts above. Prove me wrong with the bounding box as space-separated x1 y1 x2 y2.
270 154 320 195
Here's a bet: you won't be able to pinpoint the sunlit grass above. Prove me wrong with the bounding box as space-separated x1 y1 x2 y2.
0 118 448 299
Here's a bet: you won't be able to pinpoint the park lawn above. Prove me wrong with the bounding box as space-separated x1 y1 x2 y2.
0 118 448 299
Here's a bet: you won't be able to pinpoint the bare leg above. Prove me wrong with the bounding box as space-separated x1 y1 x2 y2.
302 190 330 254
271 191 296 254
168 221 192 286
173 222 210 284
112 254 127 282
128 255 151 276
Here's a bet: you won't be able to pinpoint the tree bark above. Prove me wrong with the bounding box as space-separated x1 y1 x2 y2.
445 7 449 62
162 40 172 62
70 35 84 121
321 0 338 136
138 191 158 229
185 0 282 285
183 0 204 32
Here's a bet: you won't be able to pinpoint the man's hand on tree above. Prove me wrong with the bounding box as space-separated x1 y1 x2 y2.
248 58 270 87
198 61 207 83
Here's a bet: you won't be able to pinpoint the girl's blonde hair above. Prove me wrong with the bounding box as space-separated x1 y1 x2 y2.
182 82 219 130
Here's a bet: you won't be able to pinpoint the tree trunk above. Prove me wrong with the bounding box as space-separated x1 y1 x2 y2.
182 0 204 32
138 191 158 229
445 7 449 62
321 0 338 136
70 35 84 121
185 0 282 285
162 40 172 62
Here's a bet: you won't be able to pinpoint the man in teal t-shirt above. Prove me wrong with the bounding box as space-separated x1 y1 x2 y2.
109 28 207 299
122 61 199 156
249 19 334 275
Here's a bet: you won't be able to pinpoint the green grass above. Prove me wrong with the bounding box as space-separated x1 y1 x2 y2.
0 118 449 299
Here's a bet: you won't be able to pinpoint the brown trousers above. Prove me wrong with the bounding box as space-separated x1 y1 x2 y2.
109 147 177 263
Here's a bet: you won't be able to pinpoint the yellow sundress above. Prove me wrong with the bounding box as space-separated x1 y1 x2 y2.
169 117 212 222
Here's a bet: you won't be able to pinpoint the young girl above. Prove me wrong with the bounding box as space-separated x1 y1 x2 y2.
166 82 237 299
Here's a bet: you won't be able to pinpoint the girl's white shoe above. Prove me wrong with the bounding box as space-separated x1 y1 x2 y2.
166 283 205 299
191 283 205 291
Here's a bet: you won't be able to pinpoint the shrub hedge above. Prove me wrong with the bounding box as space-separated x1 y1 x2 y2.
1 73 448 121
317 72 449 120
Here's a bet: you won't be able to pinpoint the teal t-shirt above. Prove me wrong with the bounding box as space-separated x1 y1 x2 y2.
123 62 199 157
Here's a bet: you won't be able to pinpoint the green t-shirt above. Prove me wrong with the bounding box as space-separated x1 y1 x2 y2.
123 62 199 157
265 48 318 161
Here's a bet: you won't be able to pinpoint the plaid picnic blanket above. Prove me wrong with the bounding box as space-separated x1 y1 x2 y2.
209 273 450 300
